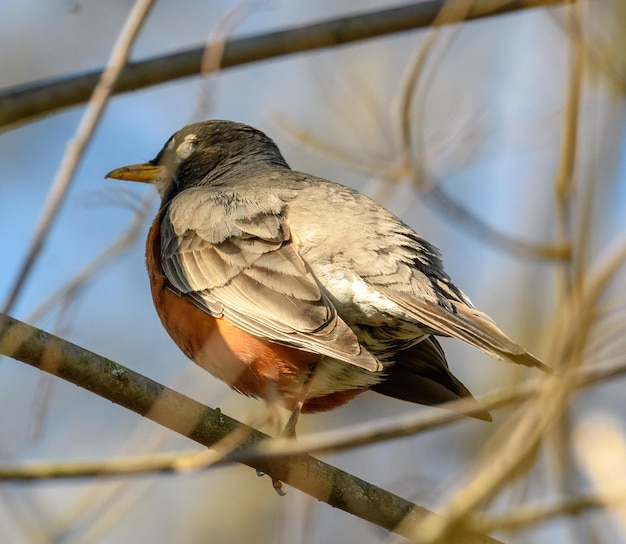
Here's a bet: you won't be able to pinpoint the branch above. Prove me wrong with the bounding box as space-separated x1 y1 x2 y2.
0 0 565 129
1 0 156 314
470 486 626 533
1 355 624 482
395 0 570 262
424 184 572 260
0 313 502 544
26 192 156 323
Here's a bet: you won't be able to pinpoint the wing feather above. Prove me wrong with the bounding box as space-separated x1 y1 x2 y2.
160 187 382 372
357 228 549 371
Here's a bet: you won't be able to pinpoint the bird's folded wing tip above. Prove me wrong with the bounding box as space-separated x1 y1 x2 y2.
511 350 553 373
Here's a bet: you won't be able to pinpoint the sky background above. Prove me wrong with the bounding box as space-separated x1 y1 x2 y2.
1 1 625 543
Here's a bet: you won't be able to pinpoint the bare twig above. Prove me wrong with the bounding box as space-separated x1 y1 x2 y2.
396 0 571 262
549 4 593 541
421 184 571 260
407 372 571 544
2 0 157 315
0 0 566 129
190 2 262 121
26 192 156 324
0 355 624 483
22 191 154 443
553 0 584 298
470 486 626 533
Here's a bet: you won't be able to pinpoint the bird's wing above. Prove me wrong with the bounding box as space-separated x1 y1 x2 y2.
391 295 548 370
358 231 549 371
159 187 382 372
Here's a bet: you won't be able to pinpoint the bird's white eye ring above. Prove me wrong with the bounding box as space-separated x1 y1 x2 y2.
176 134 198 160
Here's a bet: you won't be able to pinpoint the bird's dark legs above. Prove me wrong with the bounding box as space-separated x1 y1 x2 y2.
265 361 320 495
282 361 320 438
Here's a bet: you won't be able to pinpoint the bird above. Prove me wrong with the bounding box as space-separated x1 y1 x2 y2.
106 119 548 431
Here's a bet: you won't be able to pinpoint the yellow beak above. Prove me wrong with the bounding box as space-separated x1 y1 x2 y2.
105 163 165 183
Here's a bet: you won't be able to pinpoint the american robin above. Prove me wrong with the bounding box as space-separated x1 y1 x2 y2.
106 120 548 429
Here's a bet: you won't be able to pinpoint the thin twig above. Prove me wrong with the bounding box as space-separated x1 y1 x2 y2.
26 192 156 324
0 355 624 483
22 191 154 445
397 0 570 262
408 373 572 544
552 65 598 535
190 1 261 121
553 0 584 298
423 184 571 260
2 0 157 315
470 485 626 533
398 0 476 167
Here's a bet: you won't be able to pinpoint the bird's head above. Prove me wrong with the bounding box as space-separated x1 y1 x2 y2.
106 120 289 204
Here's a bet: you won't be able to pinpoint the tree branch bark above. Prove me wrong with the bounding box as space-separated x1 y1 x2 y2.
0 0 564 129
0 312 502 544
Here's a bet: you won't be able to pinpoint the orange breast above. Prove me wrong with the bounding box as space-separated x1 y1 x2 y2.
146 211 326 408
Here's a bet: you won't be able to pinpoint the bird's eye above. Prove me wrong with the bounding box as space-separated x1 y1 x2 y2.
176 134 199 160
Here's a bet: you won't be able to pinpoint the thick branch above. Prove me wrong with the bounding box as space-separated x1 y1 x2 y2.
0 313 501 544
0 0 564 129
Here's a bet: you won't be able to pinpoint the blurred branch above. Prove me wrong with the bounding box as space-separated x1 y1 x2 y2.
548 4 626 96
23 191 154 440
550 3 593 542
471 485 626 533
275 114 394 175
410 375 570 543
1 355 624 482
189 2 258 121
0 313 502 544
0 0 565 129
26 192 156 323
396 0 571 262
422 184 571 260
574 414 626 535
553 0 584 297
1 0 156 315
407 234 626 544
